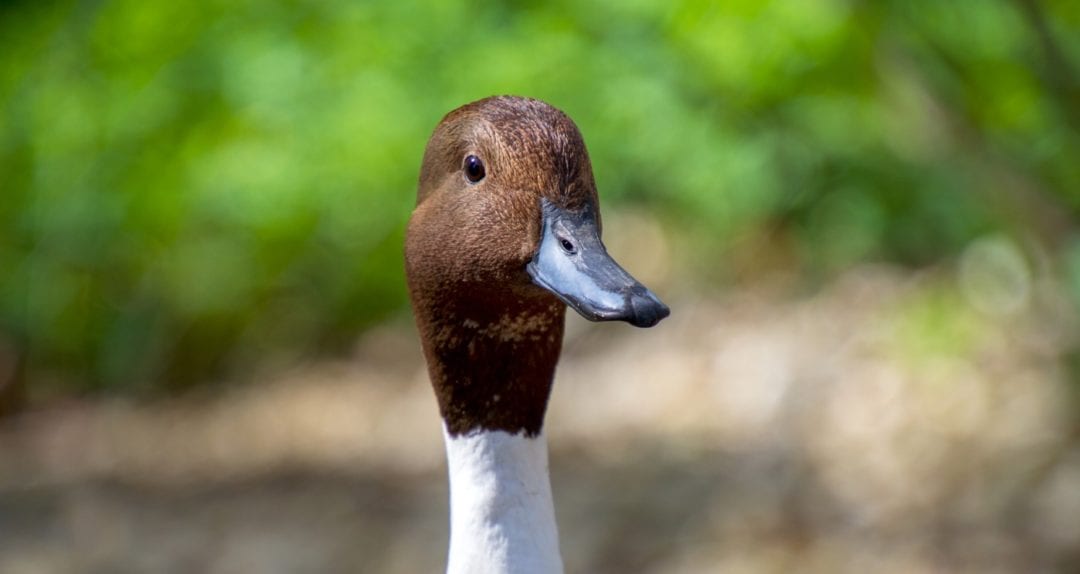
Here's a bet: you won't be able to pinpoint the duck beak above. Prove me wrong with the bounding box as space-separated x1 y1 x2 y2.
527 199 670 328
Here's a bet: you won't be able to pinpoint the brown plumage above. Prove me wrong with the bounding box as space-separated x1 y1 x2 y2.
405 96 601 436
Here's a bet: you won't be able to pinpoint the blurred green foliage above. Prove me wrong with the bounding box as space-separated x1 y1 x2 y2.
1 0 1078 396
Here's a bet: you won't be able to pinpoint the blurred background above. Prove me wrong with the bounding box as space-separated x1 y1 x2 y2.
1 0 1079 572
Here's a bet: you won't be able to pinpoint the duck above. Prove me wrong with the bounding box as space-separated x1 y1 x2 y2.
405 96 669 574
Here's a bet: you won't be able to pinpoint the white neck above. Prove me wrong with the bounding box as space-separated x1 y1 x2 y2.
443 427 564 574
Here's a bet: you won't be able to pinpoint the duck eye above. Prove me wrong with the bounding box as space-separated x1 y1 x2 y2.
463 155 485 183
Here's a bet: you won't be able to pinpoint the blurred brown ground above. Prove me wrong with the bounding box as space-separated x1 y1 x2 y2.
1 258 1078 573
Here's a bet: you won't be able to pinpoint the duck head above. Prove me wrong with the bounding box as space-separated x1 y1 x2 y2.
405 96 669 436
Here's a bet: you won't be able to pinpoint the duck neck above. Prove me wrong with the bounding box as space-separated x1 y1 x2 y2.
410 291 568 572
444 427 563 574
416 294 566 436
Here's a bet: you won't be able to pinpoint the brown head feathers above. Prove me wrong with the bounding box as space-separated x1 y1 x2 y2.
406 96 661 437
406 96 596 436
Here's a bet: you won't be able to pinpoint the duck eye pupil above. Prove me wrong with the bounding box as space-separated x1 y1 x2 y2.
464 155 485 183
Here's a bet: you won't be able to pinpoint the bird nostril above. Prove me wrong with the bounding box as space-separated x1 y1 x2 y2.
559 238 576 254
